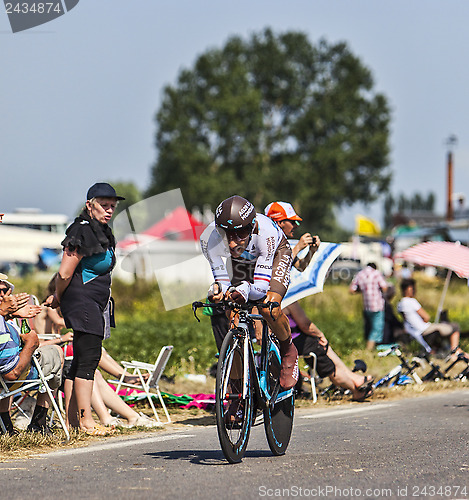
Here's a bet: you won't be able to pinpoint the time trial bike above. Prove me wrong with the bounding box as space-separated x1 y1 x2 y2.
192 299 295 464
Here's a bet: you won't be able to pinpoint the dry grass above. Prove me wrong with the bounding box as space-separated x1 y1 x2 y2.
0 415 166 462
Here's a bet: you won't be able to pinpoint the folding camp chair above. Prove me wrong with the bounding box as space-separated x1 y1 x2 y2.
0 352 70 440
110 345 173 424
306 352 318 403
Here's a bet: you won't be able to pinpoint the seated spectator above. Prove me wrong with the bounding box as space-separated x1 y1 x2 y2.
283 302 373 401
0 276 64 435
397 278 467 360
91 369 161 428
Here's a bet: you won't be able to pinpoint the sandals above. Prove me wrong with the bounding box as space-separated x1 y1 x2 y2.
352 375 374 402
103 417 123 427
82 424 115 436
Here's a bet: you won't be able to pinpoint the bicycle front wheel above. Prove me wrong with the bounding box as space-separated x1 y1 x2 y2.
263 338 294 456
215 329 253 463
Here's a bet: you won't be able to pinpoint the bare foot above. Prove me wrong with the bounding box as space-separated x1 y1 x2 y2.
124 373 150 384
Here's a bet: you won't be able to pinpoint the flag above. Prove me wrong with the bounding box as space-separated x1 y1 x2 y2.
282 242 342 307
355 215 381 236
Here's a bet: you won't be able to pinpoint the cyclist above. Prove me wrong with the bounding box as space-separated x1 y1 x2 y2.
201 195 299 390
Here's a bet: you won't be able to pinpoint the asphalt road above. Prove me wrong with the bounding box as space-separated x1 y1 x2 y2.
2 390 469 500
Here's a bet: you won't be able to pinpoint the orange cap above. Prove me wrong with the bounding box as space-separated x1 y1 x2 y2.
264 202 302 222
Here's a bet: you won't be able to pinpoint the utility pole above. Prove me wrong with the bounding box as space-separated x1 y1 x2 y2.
445 134 458 221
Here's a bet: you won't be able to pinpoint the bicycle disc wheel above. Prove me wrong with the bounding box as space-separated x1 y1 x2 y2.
263 338 294 456
215 329 253 463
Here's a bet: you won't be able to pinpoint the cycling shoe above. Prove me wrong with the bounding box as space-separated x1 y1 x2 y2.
279 342 299 389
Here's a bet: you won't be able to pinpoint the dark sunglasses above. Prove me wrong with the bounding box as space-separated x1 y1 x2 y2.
224 224 253 241
284 219 300 226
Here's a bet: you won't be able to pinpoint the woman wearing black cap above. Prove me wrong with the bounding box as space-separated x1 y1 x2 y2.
46 182 124 435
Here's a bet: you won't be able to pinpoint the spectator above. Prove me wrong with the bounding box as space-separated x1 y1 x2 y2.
382 284 404 345
264 202 320 271
265 202 373 401
45 182 124 435
283 301 373 401
397 278 467 360
350 263 388 350
0 277 64 435
40 274 148 385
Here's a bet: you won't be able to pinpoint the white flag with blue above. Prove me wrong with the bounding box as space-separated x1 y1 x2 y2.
282 242 342 307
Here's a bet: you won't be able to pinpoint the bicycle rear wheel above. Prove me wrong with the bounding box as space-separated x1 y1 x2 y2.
215 329 253 463
263 337 294 456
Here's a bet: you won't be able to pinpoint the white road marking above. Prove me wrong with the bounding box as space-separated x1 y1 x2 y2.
300 403 396 419
34 433 196 458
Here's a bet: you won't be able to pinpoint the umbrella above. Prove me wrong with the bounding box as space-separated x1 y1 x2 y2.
282 242 342 307
395 241 469 321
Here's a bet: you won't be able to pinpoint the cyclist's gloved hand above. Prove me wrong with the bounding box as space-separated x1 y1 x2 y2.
226 281 250 304
207 282 223 303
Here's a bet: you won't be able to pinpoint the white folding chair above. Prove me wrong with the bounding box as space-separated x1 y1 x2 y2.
0 353 70 440
109 345 173 424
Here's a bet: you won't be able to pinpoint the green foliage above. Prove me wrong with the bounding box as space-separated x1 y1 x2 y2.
106 181 142 218
105 279 217 375
147 28 391 233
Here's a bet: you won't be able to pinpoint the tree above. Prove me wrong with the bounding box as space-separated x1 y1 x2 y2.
147 28 391 233
382 191 436 230
108 181 142 218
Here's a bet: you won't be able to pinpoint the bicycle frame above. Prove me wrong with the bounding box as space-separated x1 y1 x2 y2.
233 310 293 410
192 300 293 408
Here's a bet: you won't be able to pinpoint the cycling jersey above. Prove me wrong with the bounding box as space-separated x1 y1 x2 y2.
201 214 292 301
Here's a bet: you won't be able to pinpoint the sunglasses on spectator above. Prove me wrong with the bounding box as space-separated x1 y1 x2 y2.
281 219 300 226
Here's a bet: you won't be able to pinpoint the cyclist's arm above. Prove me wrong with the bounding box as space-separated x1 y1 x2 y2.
201 227 232 295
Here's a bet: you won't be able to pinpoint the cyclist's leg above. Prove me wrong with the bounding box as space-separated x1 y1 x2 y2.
211 312 230 353
260 290 298 389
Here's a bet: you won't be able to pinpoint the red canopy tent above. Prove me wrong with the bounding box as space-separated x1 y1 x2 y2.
143 206 206 241
117 207 206 250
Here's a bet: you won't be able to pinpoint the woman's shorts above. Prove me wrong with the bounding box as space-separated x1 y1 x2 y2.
292 334 335 378
66 331 103 381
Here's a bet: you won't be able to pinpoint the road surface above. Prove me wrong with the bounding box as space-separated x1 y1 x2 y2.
2 390 469 499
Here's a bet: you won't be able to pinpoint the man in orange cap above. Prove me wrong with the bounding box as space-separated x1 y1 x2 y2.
265 202 373 401
264 202 319 271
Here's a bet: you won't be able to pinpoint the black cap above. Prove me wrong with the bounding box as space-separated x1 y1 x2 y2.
86 183 125 201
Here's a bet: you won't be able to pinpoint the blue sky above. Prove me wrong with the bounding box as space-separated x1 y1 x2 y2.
2 1 469 230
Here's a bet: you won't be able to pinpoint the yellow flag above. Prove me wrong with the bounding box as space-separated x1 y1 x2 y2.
355 214 381 236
